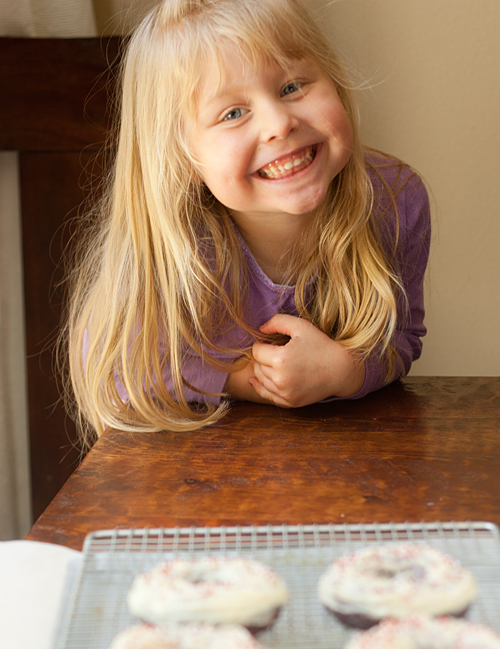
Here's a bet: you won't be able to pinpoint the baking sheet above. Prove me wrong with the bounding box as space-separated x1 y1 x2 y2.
56 522 500 648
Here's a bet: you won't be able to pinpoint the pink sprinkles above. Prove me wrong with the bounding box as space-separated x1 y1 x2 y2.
346 615 500 649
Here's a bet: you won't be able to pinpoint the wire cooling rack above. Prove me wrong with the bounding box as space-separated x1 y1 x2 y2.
57 521 500 649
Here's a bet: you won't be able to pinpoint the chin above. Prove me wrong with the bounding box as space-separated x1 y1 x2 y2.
287 193 330 216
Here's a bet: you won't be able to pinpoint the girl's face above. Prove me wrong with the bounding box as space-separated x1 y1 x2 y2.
188 43 353 227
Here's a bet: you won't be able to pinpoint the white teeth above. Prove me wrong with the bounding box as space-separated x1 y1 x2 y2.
258 147 315 179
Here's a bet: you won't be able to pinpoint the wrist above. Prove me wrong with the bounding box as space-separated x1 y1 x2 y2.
224 361 250 401
334 357 366 397
325 342 366 397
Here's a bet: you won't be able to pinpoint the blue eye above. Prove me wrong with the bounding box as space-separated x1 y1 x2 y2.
223 108 246 121
281 81 302 96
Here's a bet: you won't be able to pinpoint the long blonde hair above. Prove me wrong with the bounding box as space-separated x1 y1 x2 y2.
66 0 407 447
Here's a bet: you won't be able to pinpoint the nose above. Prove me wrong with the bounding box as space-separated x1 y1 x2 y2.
260 100 300 142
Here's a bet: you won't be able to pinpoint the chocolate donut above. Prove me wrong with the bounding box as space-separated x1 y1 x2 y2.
317 543 477 628
127 557 288 630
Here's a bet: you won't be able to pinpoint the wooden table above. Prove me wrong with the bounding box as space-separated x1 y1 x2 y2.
26 377 500 551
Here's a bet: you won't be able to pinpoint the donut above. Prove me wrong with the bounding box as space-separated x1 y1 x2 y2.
343 615 500 649
127 557 288 630
317 543 477 628
109 622 267 649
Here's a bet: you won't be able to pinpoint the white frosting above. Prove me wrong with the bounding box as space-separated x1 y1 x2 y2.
109 622 266 649
317 543 477 620
344 615 500 649
127 557 289 627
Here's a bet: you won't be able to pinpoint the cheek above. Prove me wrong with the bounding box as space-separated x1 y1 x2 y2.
326 100 353 141
198 161 243 207
338 114 354 159
340 107 354 145
313 87 353 143
188 125 254 189
325 108 354 171
219 137 254 172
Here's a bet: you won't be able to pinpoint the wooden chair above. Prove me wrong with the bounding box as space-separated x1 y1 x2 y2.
0 37 121 520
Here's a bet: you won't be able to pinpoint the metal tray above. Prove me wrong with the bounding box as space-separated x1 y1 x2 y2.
57 521 500 648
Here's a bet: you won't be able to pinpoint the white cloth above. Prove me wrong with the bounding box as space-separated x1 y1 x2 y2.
0 540 82 649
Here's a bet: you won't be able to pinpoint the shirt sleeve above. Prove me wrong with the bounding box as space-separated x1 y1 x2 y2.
114 352 230 406
332 169 431 400
164 353 230 405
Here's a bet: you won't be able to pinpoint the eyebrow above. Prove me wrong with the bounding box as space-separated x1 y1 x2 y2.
203 66 255 106
205 82 244 106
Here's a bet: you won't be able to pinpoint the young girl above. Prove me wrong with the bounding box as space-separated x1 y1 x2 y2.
67 0 430 445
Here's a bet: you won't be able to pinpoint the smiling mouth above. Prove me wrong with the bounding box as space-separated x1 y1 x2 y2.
257 145 317 180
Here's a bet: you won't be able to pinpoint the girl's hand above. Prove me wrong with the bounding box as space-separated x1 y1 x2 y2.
224 357 274 404
250 314 365 407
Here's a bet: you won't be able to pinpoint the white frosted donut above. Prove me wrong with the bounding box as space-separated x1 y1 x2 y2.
109 622 267 649
127 557 288 628
317 543 477 627
344 615 500 649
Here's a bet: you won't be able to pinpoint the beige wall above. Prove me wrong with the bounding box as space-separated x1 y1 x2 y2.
94 0 158 33
314 0 500 376
96 0 500 376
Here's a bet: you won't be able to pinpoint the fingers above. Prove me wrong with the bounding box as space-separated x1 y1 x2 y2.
249 376 290 408
252 359 278 393
250 315 334 407
259 313 302 337
251 359 298 407
255 315 315 364
253 317 298 367
252 339 285 367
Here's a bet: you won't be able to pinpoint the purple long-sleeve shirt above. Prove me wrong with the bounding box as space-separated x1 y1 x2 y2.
117 158 430 405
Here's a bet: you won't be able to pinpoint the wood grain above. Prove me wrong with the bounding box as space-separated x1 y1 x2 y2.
0 37 121 151
26 377 500 550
